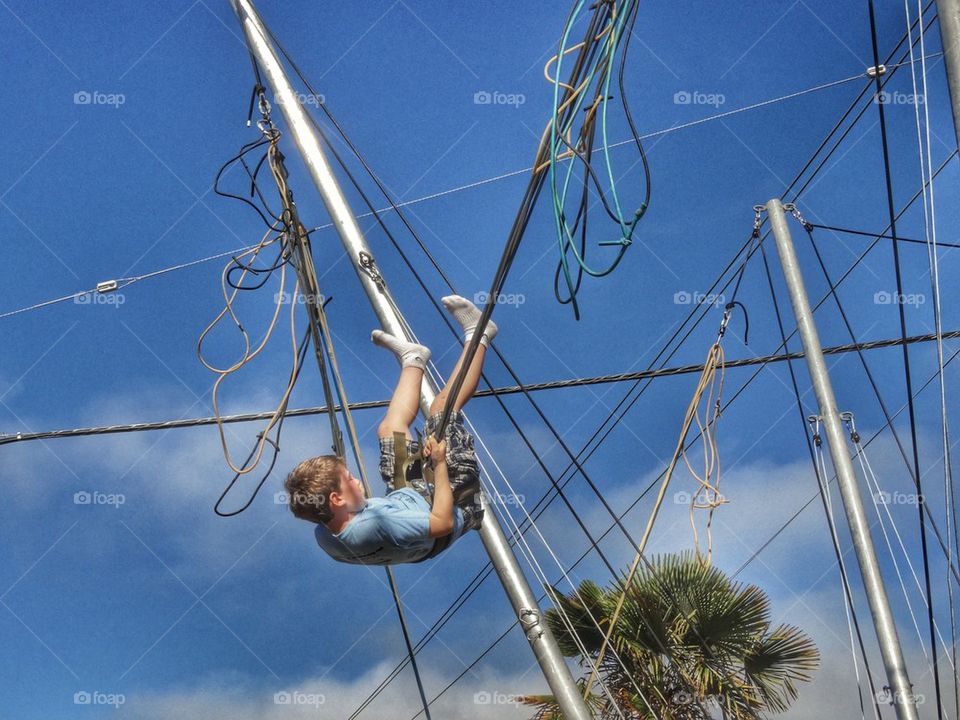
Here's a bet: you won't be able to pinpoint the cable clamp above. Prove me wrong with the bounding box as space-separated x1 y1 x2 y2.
807 415 823 446
716 300 749 345
257 91 272 119
866 64 887 78
255 94 280 139
257 119 280 141
246 83 267 128
358 251 384 288
784 202 813 231
752 204 764 238
96 280 119 294
840 411 860 443
717 305 733 338
519 608 543 640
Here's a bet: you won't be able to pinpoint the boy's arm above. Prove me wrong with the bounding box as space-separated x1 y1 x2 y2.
424 439 454 538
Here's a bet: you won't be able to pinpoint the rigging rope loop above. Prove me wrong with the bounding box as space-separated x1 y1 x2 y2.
358 250 386 289
546 0 650 319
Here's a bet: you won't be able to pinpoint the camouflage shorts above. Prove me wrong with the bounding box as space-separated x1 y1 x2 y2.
378 410 484 531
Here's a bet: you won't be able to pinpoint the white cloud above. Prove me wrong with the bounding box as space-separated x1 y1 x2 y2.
117 661 536 720
6 386 958 720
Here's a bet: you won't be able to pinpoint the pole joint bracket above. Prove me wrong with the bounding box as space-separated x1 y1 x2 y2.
358 251 385 289
519 608 543 641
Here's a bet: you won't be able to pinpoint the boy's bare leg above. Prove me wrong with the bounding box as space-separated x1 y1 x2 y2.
378 366 423 440
430 295 499 415
372 330 431 439
431 342 487 414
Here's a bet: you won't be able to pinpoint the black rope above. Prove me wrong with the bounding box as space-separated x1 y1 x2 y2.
201 19 939 712
209 113 303 516
786 3 939 206
303 253 436 720
256 13 669 584
735 153 960 586
270 0 938 569
734 343 960 588
212 328 311 516
358 9 945 709
428 2 616 442
373 58 956 715
261 23 779 708
213 136 285 231
260 22 790 720
866 1 942 714
810 222 960 249
259 74 632 585
509 0 943 552
550 0 650 319
4 326 958 447
235 52 438 719
255 24 717 710
759 241 883 717
416 280 958 720
800 224 960 588
802 224 927 501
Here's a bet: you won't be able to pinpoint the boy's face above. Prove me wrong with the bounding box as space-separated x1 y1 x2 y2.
332 466 366 513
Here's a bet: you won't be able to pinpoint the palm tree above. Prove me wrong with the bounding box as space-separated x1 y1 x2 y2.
519 552 819 719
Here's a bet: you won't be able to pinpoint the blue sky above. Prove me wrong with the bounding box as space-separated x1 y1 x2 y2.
2 0 959 718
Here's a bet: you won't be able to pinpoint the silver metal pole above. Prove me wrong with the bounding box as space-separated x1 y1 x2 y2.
766 198 919 720
229 2 593 717
937 0 960 151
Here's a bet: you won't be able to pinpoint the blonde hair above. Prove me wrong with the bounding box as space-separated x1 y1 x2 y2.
283 455 346 524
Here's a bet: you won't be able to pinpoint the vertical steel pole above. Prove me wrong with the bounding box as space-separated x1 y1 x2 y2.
766 198 919 720
229 2 593 718
937 0 960 151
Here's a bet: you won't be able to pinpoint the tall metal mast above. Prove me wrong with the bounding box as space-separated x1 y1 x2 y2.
228 2 593 718
937 0 960 151
766 198 919 720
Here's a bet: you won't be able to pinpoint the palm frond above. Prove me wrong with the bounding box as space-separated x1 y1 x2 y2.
522 553 818 720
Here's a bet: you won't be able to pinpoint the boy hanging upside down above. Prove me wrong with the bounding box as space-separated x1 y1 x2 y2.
283 295 496 565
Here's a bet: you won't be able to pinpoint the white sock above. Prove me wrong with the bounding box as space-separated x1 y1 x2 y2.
371 330 431 370
442 294 497 347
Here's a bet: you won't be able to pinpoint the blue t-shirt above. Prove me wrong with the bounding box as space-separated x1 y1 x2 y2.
314 488 466 565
